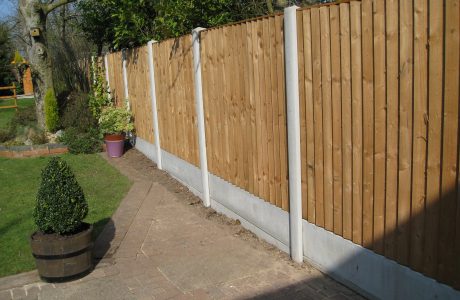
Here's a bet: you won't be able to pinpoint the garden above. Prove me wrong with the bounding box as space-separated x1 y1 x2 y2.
0 0 299 283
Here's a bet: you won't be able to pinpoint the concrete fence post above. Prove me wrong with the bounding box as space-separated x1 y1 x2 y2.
284 5 303 263
147 40 163 170
91 55 96 86
122 49 130 109
104 54 112 99
192 27 210 207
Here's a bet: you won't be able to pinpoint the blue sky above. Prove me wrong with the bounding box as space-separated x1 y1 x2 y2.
0 1 16 20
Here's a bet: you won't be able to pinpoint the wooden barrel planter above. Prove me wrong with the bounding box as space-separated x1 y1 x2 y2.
30 223 93 281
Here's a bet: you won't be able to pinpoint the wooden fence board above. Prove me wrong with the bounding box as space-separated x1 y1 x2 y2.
339 3 352 240
372 0 386 255
320 6 334 232
311 7 325 227
424 0 443 278
297 10 308 218
410 0 428 272
385 0 399 259
438 0 459 285
361 0 374 248
302 9 316 222
330 5 342 235
350 1 363 245
396 0 413 265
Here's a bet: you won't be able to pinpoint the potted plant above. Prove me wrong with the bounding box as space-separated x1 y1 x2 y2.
30 157 92 281
98 106 134 158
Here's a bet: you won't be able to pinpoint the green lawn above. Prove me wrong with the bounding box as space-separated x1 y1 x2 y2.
0 98 35 130
0 154 132 277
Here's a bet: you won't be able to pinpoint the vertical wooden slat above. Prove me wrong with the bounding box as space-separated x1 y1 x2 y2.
217 29 226 178
303 10 316 222
247 22 257 197
297 10 308 218
372 0 386 254
270 18 281 207
423 0 443 278
311 7 325 227
330 5 342 235
264 19 275 205
201 31 211 169
275 15 289 210
437 0 459 284
410 0 428 272
261 19 270 203
396 0 414 265
223 27 232 183
385 0 399 258
241 23 250 192
362 0 374 248
340 3 352 240
320 6 334 232
254 21 264 200
229 26 238 188
350 1 363 245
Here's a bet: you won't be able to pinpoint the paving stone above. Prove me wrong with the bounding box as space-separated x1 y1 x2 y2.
11 288 26 300
0 290 12 300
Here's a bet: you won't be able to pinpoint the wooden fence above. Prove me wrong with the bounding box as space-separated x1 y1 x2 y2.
296 0 459 288
106 51 124 107
100 0 460 290
126 46 154 144
153 35 200 167
201 15 289 210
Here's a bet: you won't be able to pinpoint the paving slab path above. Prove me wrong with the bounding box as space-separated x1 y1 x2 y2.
0 149 365 300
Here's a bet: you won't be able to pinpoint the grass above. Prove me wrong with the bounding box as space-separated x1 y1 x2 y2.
0 154 132 277
0 98 35 130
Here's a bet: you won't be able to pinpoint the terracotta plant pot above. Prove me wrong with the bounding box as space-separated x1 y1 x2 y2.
104 134 125 158
30 223 93 281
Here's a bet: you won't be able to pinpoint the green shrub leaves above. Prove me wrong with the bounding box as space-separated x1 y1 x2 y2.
34 157 88 234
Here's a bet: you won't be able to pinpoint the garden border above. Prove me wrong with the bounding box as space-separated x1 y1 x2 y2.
0 143 68 158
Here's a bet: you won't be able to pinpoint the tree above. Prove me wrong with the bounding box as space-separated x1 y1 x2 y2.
0 22 14 88
77 0 271 51
19 0 77 130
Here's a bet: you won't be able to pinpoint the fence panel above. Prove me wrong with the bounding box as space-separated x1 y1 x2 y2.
201 16 288 209
126 46 154 143
153 35 199 166
106 51 124 107
297 0 460 290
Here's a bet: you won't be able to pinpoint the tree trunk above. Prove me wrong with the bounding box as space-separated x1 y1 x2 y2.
19 0 76 130
20 0 53 129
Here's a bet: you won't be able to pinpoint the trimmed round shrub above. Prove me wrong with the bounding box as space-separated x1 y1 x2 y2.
44 88 59 132
34 157 88 234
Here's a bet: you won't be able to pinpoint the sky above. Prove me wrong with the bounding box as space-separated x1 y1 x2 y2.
0 0 16 21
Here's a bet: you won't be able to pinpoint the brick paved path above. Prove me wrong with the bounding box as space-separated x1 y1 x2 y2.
0 150 365 300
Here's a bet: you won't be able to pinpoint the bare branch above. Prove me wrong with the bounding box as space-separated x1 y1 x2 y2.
44 0 76 15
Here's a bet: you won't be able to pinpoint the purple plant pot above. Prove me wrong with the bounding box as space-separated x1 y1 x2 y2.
105 134 125 158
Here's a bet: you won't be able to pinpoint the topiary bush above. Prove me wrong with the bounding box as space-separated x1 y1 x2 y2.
44 88 59 132
34 157 88 234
